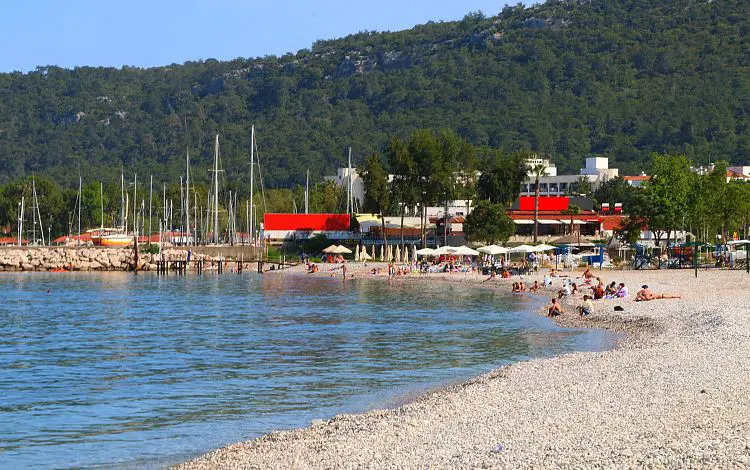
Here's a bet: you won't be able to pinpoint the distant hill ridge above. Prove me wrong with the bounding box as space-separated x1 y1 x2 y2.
0 0 748 188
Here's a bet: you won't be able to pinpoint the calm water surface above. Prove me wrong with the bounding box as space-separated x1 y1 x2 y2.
0 272 615 469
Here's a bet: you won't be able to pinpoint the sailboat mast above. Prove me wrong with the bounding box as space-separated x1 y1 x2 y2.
250 124 254 246
100 182 104 231
18 197 24 246
214 134 220 245
148 175 153 238
186 148 190 246
77 176 82 246
133 174 137 237
120 171 124 231
348 147 353 214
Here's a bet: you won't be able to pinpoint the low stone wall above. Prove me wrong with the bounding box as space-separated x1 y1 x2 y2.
0 247 220 272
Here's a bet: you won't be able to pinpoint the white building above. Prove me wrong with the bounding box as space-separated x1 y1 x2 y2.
520 157 619 196
323 168 365 210
525 157 557 176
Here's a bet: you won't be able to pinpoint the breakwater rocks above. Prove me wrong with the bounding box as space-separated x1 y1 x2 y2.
0 247 213 272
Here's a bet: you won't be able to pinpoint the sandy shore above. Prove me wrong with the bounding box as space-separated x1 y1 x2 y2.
176 265 750 469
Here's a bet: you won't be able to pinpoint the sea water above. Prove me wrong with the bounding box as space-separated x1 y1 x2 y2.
0 272 615 469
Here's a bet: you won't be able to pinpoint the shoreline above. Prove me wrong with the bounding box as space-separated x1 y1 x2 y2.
176 266 750 468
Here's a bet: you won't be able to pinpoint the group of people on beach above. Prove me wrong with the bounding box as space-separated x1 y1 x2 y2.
545 266 681 317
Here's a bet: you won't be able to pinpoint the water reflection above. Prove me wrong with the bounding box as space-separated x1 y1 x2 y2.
0 273 615 469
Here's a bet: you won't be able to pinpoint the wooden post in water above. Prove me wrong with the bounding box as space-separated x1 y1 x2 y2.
133 236 139 272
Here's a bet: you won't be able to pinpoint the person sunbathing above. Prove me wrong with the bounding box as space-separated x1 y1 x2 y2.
547 298 564 317
635 285 681 301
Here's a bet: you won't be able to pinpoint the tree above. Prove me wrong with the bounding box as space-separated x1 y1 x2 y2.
641 154 693 247
386 137 417 248
570 175 593 196
593 176 636 212
560 204 581 236
476 150 528 206
463 200 515 244
360 153 391 247
309 181 344 213
530 163 548 243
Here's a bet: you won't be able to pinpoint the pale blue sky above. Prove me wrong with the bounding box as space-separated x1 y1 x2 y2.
0 0 516 72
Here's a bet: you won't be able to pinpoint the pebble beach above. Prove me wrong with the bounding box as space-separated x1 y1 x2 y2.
176 266 750 469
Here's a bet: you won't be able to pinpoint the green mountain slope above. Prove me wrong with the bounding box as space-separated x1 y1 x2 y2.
1 0 749 189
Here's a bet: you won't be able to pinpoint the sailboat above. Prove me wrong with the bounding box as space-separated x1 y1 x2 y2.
92 172 133 247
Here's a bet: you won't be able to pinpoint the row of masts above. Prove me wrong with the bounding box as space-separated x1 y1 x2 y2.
15 126 360 246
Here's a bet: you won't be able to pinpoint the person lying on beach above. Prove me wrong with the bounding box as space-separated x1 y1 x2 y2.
635 285 681 301
482 271 498 283
501 270 511 279
548 298 564 317
577 295 594 316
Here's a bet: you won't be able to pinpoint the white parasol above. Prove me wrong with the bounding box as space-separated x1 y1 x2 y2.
477 245 508 255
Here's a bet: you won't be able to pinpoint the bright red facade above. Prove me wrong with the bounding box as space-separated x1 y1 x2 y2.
518 196 570 211
263 214 351 231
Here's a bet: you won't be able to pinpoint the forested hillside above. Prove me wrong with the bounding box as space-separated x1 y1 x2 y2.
1 0 749 190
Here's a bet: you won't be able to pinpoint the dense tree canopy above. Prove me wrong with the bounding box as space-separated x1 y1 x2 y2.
1 0 749 195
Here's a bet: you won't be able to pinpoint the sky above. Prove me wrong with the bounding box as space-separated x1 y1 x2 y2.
0 0 517 73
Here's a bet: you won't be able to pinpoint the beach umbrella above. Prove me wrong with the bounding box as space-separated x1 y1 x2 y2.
453 245 480 256
416 247 434 256
550 233 594 246
477 245 508 255
322 244 340 254
395 245 401 263
535 244 557 251
508 244 537 253
403 247 410 264
371 244 376 260
355 244 360 261
360 250 372 260
432 246 458 256
379 245 384 261
387 244 393 262
412 244 418 262
336 245 352 254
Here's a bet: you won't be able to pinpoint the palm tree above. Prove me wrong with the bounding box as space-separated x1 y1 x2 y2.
560 204 581 236
531 164 549 243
